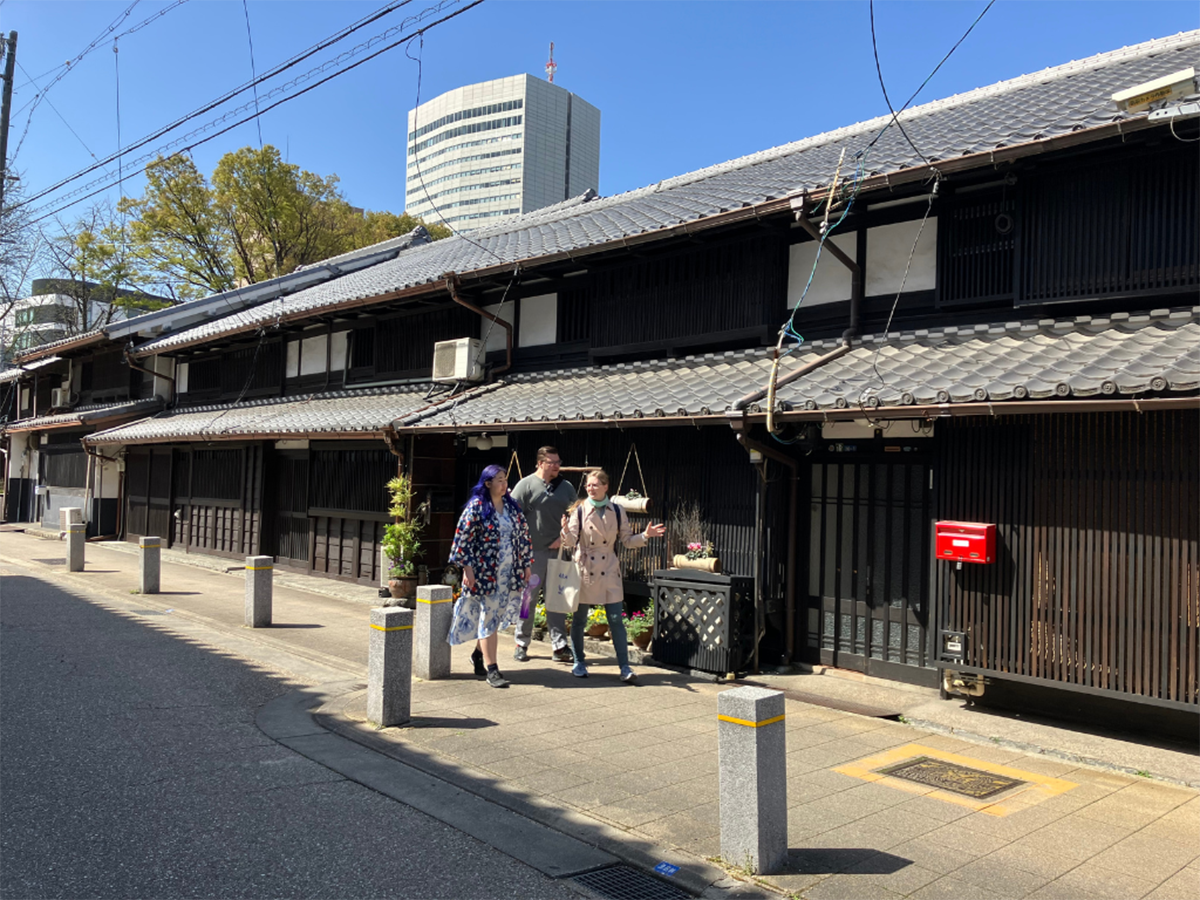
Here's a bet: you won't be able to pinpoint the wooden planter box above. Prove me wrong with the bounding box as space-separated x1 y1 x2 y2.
650 568 754 675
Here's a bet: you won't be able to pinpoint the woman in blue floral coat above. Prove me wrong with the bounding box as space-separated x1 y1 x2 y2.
447 464 533 688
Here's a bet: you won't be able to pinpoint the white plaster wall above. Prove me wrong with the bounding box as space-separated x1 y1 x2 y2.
865 218 938 296
330 331 348 373
96 452 121 499
519 294 557 347
787 233 856 308
481 300 515 354
285 340 300 378
176 361 189 394
300 334 327 376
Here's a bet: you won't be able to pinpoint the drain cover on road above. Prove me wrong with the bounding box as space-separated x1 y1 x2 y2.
878 756 1024 799
572 866 692 900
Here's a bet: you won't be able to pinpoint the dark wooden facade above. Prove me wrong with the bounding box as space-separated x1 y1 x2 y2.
933 412 1198 711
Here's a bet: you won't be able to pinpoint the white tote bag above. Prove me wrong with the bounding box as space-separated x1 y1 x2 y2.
544 543 581 614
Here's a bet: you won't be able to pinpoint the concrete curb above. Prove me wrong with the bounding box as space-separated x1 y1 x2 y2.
254 682 777 897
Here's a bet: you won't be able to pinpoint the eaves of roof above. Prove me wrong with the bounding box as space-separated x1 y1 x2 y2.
0 356 63 384
14 330 106 364
3 398 163 433
394 308 1200 432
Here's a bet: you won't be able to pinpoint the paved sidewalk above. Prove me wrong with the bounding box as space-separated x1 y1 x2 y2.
2 529 1197 899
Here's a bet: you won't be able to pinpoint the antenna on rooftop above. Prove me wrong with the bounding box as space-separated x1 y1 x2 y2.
545 41 557 83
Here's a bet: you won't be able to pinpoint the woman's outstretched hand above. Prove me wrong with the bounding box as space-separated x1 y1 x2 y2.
644 522 666 539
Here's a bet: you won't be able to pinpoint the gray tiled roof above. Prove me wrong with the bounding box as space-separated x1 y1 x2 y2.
85 384 442 444
135 32 1200 357
13 329 105 364
4 398 163 432
0 356 62 384
400 309 1200 428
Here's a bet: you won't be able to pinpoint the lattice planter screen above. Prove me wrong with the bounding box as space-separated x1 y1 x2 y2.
651 569 754 675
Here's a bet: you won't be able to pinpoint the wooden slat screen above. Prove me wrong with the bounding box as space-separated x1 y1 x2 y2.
937 412 1198 709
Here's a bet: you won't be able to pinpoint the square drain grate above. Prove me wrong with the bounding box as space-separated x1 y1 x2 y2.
878 756 1024 799
572 866 692 900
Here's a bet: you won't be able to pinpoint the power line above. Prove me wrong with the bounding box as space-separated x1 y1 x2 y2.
11 0 192 162
14 0 417 212
23 0 484 227
241 0 265 150
15 61 114 177
869 0 930 165
859 0 996 162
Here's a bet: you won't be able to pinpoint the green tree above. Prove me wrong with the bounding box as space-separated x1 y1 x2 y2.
120 146 444 299
120 154 237 301
44 203 174 330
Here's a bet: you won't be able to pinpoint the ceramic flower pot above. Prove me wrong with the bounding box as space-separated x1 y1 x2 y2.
586 623 609 638
388 577 418 600
632 631 652 650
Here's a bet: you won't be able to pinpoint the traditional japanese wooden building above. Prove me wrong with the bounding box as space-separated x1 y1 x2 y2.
4 33 1197 716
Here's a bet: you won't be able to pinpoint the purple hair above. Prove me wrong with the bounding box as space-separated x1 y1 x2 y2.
466 464 519 516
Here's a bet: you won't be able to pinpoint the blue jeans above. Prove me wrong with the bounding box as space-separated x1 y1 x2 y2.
571 601 629 670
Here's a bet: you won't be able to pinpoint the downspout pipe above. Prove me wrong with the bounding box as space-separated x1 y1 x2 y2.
732 343 852 412
79 440 120 541
731 416 800 666
444 274 513 376
124 347 176 407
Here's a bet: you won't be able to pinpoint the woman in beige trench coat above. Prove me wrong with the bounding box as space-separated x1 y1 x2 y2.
561 469 665 682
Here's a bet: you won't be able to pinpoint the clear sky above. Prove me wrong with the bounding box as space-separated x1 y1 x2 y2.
1 0 1196 231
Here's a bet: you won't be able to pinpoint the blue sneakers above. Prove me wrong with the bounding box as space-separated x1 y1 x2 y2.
571 662 588 678
619 667 637 683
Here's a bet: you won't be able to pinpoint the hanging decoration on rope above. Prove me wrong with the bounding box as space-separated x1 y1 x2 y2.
612 443 651 514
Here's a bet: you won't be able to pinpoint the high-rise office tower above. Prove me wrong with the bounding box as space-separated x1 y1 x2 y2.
405 74 600 230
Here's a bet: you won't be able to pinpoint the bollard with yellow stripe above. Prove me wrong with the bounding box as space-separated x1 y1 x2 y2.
244 555 273 628
414 585 454 680
718 685 788 875
368 606 413 727
139 535 162 594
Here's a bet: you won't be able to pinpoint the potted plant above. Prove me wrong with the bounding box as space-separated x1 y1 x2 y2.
381 474 423 602
531 601 548 642
624 605 653 650
669 502 721 573
586 605 609 638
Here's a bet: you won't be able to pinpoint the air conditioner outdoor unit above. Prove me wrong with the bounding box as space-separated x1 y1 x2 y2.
51 388 70 408
432 337 484 384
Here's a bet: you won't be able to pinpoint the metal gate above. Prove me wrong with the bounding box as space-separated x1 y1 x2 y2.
805 454 935 684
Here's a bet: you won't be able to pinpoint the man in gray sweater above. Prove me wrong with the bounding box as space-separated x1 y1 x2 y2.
511 446 575 662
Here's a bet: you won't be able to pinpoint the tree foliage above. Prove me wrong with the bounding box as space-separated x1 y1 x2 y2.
119 146 446 300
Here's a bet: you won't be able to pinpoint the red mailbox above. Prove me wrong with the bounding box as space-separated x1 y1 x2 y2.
935 521 996 564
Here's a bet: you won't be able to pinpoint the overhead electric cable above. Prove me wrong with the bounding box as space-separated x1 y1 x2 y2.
15 0 416 211
869 0 931 165
10 0 146 162
23 0 484 227
15 61 114 174
859 0 996 160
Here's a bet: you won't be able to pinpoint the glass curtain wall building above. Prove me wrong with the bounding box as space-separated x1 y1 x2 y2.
405 74 600 230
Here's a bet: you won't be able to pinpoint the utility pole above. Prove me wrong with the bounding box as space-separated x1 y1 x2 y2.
0 31 18 212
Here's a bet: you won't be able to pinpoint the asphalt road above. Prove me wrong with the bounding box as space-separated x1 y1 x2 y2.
0 563 578 900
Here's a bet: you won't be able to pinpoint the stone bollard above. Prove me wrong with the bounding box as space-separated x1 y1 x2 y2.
718 686 788 875
368 606 413 727
414 585 454 680
139 536 162 594
244 555 273 627
63 507 85 572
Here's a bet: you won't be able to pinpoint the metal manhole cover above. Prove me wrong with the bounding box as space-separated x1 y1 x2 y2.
572 865 691 900
878 756 1024 799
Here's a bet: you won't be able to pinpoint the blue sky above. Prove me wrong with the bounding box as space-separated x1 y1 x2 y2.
1 0 1196 228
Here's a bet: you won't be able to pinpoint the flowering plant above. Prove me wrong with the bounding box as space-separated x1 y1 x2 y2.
685 541 714 560
587 606 608 626
533 600 547 629
624 608 653 638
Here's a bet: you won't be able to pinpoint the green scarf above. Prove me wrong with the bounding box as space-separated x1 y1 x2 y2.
587 497 610 510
